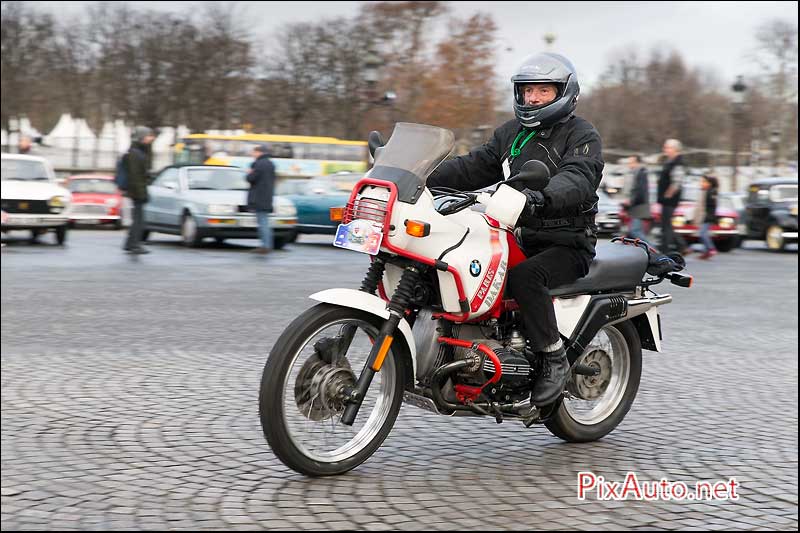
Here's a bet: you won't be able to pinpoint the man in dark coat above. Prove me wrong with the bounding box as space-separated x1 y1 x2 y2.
247 144 277 254
123 126 155 254
427 52 603 406
623 154 651 241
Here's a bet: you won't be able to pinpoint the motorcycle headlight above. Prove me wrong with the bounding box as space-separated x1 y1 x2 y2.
207 204 237 215
671 215 686 227
718 217 735 229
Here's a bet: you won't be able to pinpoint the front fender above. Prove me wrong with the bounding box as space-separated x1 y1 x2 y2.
309 289 417 378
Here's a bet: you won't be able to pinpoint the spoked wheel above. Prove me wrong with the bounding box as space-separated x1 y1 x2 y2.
259 303 407 476
545 320 642 442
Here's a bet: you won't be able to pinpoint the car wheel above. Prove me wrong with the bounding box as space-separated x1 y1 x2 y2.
273 236 288 250
214 237 226 245
141 230 150 242
29 229 43 243
766 225 786 251
55 225 68 245
181 214 203 247
113 220 123 230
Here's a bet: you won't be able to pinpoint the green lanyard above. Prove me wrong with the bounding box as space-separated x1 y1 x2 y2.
510 129 537 158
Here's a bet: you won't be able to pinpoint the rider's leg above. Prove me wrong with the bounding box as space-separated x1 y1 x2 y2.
508 245 592 406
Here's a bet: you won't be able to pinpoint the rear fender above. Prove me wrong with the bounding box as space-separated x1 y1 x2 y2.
309 288 417 381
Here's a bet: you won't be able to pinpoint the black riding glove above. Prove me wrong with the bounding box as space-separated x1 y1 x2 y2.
517 190 546 226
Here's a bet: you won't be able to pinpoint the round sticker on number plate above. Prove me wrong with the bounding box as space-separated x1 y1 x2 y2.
470 260 482 277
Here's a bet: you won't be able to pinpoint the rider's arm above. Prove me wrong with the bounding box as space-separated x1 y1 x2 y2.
541 121 604 211
427 128 504 191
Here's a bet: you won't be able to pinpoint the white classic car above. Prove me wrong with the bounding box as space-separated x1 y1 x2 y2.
1 153 72 244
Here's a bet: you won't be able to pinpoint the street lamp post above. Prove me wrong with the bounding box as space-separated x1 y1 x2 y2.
8 116 19 153
730 76 747 192
770 129 781 170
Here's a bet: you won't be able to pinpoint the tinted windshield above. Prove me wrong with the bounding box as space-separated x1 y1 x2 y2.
368 123 454 203
187 168 248 190
68 179 117 194
770 184 798 202
372 123 454 181
1 159 50 181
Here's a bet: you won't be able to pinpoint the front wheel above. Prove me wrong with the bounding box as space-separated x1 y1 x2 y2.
181 214 203 247
545 320 642 442
259 303 407 476
766 225 786 251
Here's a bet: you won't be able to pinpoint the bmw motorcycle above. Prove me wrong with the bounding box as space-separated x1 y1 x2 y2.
259 123 692 476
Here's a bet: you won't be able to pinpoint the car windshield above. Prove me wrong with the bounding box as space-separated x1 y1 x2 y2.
328 174 362 192
187 168 249 190
1 159 50 181
718 196 735 211
770 184 798 203
68 178 117 194
276 179 306 195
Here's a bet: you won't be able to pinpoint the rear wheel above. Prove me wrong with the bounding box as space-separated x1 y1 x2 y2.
259 303 407 476
545 320 641 442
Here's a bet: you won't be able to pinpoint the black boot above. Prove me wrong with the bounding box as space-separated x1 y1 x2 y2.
531 347 570 406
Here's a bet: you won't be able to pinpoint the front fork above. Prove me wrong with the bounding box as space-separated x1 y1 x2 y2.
340 264 419 426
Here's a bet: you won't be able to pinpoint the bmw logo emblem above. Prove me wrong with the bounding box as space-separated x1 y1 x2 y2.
470 260 482 277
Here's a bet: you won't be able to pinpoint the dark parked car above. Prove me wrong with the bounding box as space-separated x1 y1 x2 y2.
744 178 798 251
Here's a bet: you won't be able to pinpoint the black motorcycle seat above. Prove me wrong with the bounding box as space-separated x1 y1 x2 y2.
550 242 649 297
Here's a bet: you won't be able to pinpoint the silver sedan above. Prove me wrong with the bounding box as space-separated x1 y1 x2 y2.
142 165 297 248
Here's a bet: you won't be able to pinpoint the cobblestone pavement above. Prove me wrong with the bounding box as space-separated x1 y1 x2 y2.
2 230 797 530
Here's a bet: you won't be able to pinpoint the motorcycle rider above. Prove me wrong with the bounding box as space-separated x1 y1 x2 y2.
427 52 603 406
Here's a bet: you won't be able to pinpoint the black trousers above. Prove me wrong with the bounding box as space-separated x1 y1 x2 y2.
507 245 593 352
124 200 146 250
660 204 687 253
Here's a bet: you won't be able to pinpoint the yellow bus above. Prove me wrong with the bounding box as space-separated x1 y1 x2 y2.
173 133 369 177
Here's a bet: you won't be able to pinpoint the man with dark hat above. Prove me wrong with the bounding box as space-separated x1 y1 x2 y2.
247 144 277 254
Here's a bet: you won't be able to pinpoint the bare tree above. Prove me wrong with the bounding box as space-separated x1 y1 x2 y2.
750 19 798 165
0 1 56 130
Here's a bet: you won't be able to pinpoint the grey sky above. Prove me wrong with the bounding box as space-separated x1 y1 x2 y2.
31 0 798 93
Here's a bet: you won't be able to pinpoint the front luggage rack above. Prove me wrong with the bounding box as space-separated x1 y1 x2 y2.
343 197 389 228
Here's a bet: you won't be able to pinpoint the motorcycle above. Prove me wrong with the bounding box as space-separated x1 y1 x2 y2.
259 123 692 476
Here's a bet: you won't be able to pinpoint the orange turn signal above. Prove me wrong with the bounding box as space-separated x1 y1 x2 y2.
404 219 430 238
330 207 344 222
